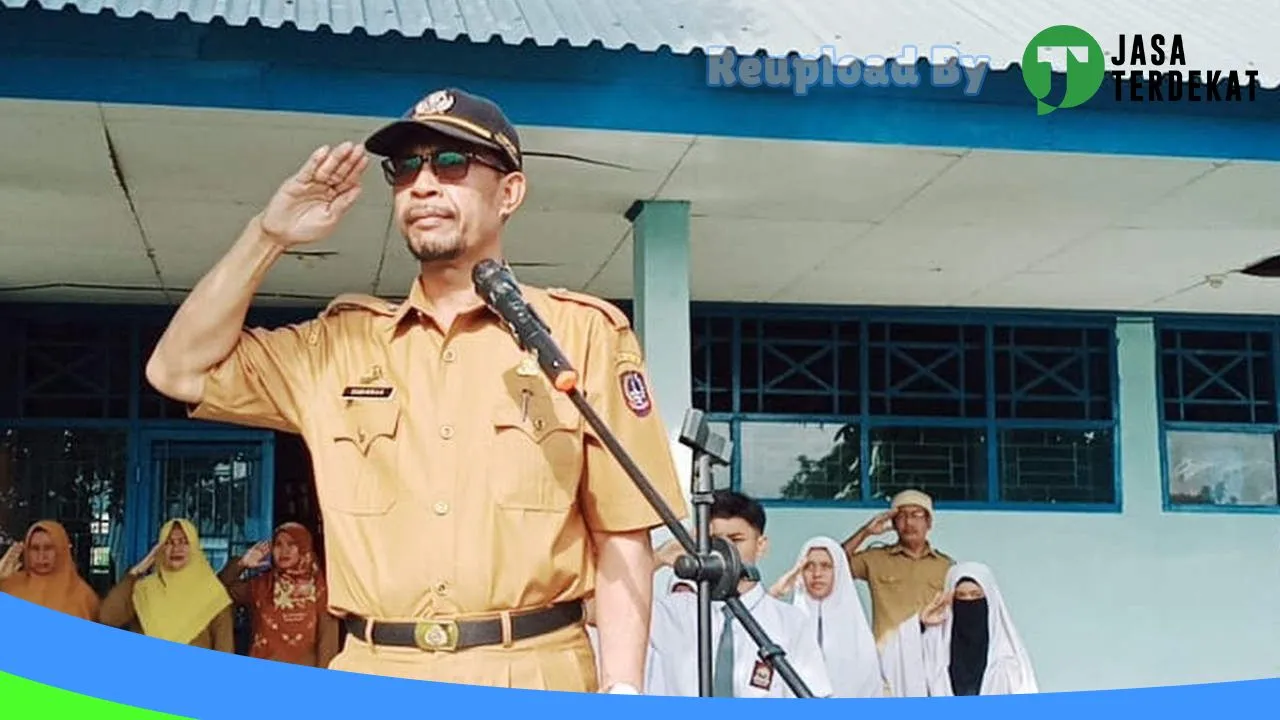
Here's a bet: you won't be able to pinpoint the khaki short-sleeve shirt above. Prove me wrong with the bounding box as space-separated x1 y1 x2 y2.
190 280 688 621
848 543 953 644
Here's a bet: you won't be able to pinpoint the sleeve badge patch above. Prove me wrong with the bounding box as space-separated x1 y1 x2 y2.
619 370 652 417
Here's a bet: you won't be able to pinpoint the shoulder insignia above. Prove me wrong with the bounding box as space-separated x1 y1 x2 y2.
321 293 398 318
544 287 631 331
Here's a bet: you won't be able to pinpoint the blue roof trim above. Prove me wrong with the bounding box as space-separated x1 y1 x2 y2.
2 6 1279 161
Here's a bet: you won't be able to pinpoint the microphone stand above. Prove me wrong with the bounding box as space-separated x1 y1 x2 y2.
678 409 731 698
478 280 815 697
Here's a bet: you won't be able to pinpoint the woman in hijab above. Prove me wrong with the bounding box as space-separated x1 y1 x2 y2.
768 536 884 697
0 520 100 621
99 518 234 652
919 561 1037 695
218 522 339 667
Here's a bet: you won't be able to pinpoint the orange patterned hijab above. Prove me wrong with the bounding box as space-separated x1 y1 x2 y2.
0 520 100 621
247 523 327 663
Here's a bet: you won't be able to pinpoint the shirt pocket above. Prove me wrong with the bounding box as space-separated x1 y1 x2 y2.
489 390 583 512
325 401 403 515
874 572 902 589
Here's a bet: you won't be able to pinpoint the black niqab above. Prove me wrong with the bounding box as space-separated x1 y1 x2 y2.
948 580 989 696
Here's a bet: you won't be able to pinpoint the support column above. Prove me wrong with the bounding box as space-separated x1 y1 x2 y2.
626 199 693 526
1116 317 1162 516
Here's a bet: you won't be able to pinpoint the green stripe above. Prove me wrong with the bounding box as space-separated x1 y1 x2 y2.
0 671 192 719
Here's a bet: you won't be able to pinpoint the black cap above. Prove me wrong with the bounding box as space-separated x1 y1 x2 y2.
364 88 522 172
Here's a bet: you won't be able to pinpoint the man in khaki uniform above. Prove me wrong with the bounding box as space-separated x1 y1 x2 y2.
145 88 688 694
840 489 952 646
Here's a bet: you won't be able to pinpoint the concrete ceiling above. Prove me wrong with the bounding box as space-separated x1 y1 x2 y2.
3 97 1280 314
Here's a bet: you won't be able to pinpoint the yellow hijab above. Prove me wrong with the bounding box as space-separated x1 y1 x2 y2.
132 519 232 645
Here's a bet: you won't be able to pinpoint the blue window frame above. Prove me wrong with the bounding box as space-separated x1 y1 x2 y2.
690 305 1119 512
1157 320 1280 513
0 303 318 582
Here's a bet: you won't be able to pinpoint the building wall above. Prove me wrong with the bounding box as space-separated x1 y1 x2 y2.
752 319 1280 692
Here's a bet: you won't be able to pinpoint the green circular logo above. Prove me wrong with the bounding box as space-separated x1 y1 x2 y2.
1022 25 1105 115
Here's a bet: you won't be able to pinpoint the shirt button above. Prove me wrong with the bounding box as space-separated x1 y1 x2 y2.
433 501 450 516
440 425 454 439
442 348 457 363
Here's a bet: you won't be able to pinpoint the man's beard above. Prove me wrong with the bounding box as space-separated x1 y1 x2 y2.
405 231 464 264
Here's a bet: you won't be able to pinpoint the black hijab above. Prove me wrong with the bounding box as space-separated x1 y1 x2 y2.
948 577 989 696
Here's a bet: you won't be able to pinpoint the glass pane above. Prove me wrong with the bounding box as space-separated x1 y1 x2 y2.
866 323 986 418
0 427 128 595
1166 430 1279 507
869 426 987 502
1159 330 1276 424
19 321 131 419
738 421 859 501
151 440 265 571
998 428 1115 504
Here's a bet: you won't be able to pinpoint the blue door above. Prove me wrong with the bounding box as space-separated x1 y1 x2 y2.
137 429 275 572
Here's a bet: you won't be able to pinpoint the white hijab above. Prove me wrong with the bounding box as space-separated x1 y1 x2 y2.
789 537 884 698
922 562 1038 696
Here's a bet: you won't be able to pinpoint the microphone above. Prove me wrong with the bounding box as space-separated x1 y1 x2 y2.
472 259 579 392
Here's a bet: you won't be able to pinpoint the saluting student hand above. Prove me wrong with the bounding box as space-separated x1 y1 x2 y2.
920 590 953 627
768 556 806 598
129 542 163 578
0 543 24 580
260 141 369 247
240 540 271 569
655 539 685 568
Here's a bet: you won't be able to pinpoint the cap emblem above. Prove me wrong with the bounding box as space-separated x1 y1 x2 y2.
414 90 454 119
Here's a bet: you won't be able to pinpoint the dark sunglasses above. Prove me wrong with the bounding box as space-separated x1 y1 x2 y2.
381 149 508 186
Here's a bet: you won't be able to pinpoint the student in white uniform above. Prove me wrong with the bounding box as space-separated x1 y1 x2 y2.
647 490 834 698
879 561 1037 696
769 536 884 698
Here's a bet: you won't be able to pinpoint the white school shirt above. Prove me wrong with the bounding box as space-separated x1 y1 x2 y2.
648 582 834 698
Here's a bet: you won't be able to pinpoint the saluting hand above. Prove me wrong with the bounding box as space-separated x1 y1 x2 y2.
129 542 163 579
864 508 898 536
654 539 685 569
260 141 369 247
920 590 953 627
768 557 806 598
0 543 24 580
240 540 271 569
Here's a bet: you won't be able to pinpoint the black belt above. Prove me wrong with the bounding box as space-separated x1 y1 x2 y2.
344 601 584 652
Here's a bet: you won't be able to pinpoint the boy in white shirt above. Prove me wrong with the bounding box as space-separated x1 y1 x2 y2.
646 490 833 698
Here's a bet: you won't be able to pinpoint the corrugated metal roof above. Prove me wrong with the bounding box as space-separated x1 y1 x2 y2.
7 0 1280 87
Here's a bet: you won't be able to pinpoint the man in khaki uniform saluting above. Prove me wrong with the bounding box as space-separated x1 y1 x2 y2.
840 489 952 646
145 88 688 694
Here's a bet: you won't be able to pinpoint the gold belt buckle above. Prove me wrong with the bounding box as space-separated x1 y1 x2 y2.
413 620 460 652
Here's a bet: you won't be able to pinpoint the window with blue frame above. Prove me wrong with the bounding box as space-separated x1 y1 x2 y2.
1158 325 1279 509
691 309 1117 509
0 315 133 593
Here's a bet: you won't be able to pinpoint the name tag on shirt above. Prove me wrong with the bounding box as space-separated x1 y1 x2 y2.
342 385 395 400
750 660 774 691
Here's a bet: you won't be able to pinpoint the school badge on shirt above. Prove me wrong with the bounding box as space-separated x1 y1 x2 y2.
619 370 652 417
749 659 774 690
